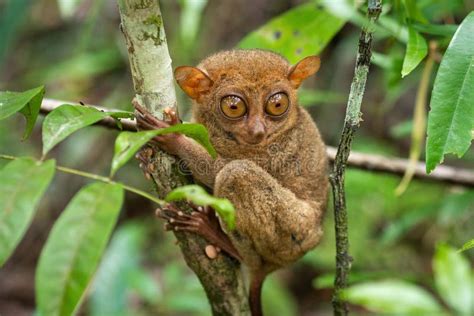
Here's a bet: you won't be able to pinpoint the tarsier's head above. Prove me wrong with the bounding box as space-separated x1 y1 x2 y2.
175 50 320 147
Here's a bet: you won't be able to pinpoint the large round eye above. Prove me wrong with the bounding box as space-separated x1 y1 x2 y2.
220 95 247 119
265 93 289 116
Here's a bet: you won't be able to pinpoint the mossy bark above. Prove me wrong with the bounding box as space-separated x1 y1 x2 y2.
330 1 382 315
117 1 249 314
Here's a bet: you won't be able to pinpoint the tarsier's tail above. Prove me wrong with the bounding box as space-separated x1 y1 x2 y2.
249 271 266 316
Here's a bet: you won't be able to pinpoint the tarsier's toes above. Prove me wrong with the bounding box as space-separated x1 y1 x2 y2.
156 203 242 261
135 147 155 179
163 107 182 125
133 100 169 129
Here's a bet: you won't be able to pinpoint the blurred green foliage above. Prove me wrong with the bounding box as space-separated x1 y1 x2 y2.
0 0 473 315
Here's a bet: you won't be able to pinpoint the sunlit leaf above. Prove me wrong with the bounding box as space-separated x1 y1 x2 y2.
401 27 428 77
0 158 55 266
342 280 442 314
459 239 474 253
36 182 124 316
238 1 345 63
42 104 133 156
433 244 472 314
426 12 474 173
110 123 216 177
166 185 235 230
0 86 45 139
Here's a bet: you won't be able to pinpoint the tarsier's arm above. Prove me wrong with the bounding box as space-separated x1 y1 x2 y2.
172 136 217 188
135 102 217 188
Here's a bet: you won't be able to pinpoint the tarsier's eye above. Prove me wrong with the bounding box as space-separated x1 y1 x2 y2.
265 92 289 116
220 95 247 119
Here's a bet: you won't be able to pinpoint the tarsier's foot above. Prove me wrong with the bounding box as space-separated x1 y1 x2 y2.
157 203 242 261
133 100 180 130
135 147 155 180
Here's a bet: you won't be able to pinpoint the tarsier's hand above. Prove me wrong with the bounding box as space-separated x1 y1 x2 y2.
134 100 185 156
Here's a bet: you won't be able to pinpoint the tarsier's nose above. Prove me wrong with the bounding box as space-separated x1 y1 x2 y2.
247 118 266 144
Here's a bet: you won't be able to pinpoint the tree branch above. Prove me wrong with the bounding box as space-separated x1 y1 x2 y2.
330 1 382 315
39 98 474 188
116 1 249 315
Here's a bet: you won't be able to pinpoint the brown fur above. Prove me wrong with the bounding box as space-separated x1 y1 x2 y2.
172 49 328 315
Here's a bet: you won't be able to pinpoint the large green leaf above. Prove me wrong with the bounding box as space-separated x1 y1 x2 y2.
342 280 443 314
0 158 55 266
110 123 216 177
36 182 124 316
433 244 472 314
238 1 345 63
401 27 428 77
42 104 133 156
426 12 474 173
0 86 45 139
90 222 159 316
166 185 235 230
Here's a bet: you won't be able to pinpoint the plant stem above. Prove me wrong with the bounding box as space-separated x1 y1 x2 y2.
330 1 382 315
0 154 165 206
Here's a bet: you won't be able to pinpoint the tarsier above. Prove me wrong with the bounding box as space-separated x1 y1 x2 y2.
136 49 328 316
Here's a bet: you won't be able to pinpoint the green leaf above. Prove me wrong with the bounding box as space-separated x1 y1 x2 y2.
433 244 473 314
0 86 45 139
0 158 55 266
90 222 160 316
36 182 124 316
110 123 216 177
166 185 235 230
412 22 458 37
42 104 133 156
401 27 428 77
403 0 428 24
238 1 345 63
426 13 474 173
459 239 474 253
342 280 443 314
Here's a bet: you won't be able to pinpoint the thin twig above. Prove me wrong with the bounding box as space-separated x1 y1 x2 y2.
330 1 382 315
39 98 474 188
0 154 165 205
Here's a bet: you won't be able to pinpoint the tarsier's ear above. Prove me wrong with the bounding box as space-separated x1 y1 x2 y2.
287 56 321 88
175 66 213 100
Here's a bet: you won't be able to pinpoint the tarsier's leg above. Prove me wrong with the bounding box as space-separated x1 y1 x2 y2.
214 159 324 269
157 203 242 261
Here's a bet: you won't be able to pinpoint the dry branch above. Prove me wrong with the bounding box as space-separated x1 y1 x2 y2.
40 98 474 188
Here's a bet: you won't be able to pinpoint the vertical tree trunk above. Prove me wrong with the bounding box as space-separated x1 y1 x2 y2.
330 1 382 315
116 1 249 315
